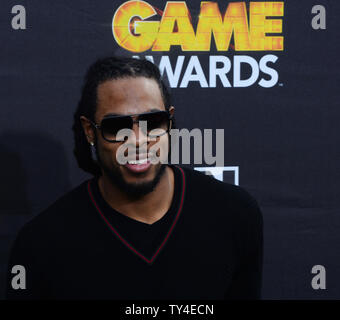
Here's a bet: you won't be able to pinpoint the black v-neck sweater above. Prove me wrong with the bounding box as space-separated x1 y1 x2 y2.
6 165 263 300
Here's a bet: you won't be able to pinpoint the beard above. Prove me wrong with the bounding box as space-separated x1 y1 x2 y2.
95 144 167 199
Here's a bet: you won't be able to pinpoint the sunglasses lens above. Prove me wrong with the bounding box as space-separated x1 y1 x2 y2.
139 112 170 137
99 111 170 141
101 116 132 141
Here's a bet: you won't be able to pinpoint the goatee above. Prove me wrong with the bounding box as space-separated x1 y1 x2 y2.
95 146 167 199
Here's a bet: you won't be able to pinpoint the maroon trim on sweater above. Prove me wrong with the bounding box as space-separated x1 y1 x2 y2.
87 166 186 265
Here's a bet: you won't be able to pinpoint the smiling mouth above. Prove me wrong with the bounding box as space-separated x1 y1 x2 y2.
124 159 152 173
125 151 158 165
127 158 148 165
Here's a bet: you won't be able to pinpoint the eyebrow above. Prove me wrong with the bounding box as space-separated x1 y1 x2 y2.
102 108 164 118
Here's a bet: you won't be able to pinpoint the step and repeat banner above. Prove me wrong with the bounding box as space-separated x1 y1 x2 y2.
0 0 339 299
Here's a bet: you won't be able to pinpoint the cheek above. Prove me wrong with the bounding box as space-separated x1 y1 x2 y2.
150 135 169 163
97 139 120 164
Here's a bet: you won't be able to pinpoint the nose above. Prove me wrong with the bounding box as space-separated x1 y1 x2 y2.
129 119 148 150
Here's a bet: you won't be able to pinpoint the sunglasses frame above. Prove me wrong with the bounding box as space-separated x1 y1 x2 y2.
86 110 173 143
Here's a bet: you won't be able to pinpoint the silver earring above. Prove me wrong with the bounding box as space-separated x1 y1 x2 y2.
90 142 97 161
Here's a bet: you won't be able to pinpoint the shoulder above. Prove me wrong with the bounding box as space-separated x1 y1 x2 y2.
175 165 263 249
13 179 91 244
175 165 260 210
175 165 263 235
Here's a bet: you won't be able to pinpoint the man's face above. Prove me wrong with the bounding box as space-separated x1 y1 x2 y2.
84 77 174 198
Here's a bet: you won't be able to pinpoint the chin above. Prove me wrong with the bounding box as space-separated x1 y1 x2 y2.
99 150 167 197
117 163 166 198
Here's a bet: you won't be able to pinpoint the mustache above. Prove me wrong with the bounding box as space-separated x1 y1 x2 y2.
118 149 159 161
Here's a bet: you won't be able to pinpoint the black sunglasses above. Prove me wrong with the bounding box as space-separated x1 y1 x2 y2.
87 110 172 143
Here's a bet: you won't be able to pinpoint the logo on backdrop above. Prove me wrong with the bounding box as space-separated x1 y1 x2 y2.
112 1 284 88
194 166 239 185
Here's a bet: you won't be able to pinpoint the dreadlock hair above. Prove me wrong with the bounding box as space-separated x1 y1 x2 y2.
72 56 174 176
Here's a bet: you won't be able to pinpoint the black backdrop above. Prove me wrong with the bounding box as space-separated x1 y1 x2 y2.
0 0 339 299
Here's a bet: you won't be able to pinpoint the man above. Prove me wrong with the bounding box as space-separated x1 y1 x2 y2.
6 57 263 299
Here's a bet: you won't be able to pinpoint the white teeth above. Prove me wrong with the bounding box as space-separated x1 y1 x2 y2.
127 159 148 165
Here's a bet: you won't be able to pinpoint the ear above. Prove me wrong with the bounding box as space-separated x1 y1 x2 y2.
80 116 95 145
168 106 175 117
168 106 175 129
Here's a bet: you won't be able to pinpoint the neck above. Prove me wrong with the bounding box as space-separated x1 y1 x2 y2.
98 165 175 225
